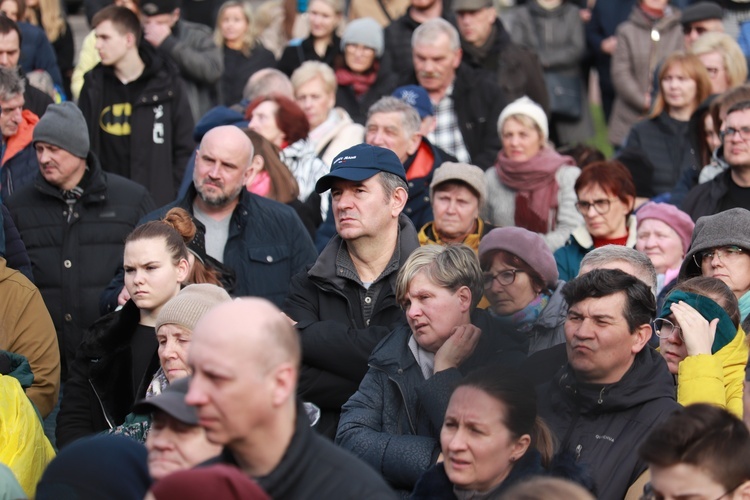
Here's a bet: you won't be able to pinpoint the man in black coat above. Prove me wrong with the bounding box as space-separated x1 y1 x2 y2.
187 298 397 500
6 102 154 380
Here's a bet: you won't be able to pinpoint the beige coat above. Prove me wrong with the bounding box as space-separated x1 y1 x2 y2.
348 0 410 27
608 6 683 146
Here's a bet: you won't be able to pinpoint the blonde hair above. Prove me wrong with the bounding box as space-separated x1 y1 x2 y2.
24 0 66 42
691 32 749 90
291 60 337 95
214 0 256 57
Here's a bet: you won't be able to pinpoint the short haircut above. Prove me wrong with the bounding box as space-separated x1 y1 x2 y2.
0 15 22 45
291 60 337 95
0 66 24 101
92 5 142 40
367 96 421 138
691 32 748 89
412 17 460 50
562 268 656 333
396 244 484 310
672 276 740 328
579 245 657 297
377 171 408 204
574 160 636 210
244 94 310 144
651 52 712 119
725 99 750 117
243 68 294 102
639 404 750 491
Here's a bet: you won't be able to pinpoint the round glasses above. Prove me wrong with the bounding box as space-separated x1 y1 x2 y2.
692 245 745 268
653 318 683 341
575 198 611 215
483 269 524 289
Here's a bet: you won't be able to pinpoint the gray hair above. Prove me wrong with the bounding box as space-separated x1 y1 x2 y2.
377 171 408 202
412 17 460 50
396 244 484 310
367 96 421 138
0 67 24 102
579 246 657 297
243 68 294 101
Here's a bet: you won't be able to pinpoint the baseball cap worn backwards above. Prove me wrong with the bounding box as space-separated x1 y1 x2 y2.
315 143 406 193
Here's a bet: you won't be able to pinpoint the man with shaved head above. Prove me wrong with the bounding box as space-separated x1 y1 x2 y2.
101 126 317 311
186 298 396 499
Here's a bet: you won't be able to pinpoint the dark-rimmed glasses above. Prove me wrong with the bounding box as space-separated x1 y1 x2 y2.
653 318 683 341
575 198 611 215
483 269 524 289
720 126 750 142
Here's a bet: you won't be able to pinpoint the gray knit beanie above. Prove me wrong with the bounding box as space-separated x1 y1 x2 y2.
33 102 90 158
430 162 487 208
679 208 750 280
155 284 231 333
340 18 384 58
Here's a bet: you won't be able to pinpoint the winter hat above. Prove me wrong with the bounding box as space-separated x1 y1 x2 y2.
155 283 231 333
430 162 487 208
33 102 89 158
340 17 384 58
478 227 559 288
149 465 270 500
636 202 695 254
36 435 151 500
497 96 549 143
679 208 750 280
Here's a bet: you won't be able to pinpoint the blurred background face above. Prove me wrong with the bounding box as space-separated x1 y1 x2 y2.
0 0 18 21
248 101 285 147
698 51 729 94
483 253 539 316
636 219 684 274
308 0 339 39
705 113 721 152
576 183 631 239
500 117 542 162
661 63 697 113
219 5 248 45
344 43 376 73
156 324 192 383
295 76 335 130
431 183 480 243
441 386 526 492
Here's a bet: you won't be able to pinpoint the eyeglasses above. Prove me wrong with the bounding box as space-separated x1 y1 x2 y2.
575 198 611 215
652 318 683 341
692 245 745 267
682 25 709 36
483 269 524 289
720 126 750 142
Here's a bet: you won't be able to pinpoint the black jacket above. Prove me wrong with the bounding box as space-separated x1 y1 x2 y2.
78 45 195 206
460 18 549 114
6 153 155 378
538 347 680 500
277 35 342 77
210 402 397 500
682 168 733 221
100 185 318 313
56 300 159 448
282 214 419 437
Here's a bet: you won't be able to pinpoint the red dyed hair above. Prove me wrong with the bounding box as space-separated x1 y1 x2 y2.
245 94 310 145
574 160 636 206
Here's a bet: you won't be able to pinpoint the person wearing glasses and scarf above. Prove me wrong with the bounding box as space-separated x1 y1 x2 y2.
554 160 638 281
655 276 747 417
478 227 567 355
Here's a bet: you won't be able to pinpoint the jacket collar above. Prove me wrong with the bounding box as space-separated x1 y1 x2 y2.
2 109 37 165
34 151 108 202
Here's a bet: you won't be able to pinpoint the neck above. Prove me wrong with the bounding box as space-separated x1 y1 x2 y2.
194 195 239 220
346 226 399 283
139 308 159 327
667 106 692 122
731 166 750 187
428 82 451 104
225 39 243 51
536 0 562 9
438 220 477 244
232 403 296 477
410 1 442 23
114 52 145 84
313 35 332 56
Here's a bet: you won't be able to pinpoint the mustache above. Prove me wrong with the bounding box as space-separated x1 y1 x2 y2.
417 71 440 80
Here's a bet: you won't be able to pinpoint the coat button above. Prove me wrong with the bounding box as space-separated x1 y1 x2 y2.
364 297 372 304
266 255 273 263
64 260 72 268
64 314 72 322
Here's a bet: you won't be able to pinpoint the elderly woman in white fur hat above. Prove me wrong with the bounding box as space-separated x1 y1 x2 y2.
482 96 583 252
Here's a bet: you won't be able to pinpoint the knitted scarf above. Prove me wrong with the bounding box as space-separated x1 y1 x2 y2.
490 293 550 332
335 61 379 98
494 147 574 233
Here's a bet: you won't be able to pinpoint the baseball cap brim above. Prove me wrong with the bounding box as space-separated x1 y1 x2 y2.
133 391 198 426
315 167 382 193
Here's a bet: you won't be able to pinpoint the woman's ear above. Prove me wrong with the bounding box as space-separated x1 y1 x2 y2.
511 434 531 462
176 257 190 283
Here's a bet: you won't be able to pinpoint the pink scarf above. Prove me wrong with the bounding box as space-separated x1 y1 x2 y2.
335 61 379 97
494 147 575 233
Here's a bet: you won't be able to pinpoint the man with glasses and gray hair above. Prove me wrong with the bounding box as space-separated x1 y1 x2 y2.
683 101 750 220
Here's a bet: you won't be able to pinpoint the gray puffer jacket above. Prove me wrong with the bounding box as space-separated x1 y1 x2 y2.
526 282 568 355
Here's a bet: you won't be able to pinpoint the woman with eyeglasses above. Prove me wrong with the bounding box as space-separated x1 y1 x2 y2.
655 277 747 417
639 404 750 500
679 208 750 322
483 97 583 252
554 160 638 281
616 52 711 202
478 227 567 355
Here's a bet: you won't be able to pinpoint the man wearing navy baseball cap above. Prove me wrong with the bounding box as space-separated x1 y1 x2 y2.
283 143 419 438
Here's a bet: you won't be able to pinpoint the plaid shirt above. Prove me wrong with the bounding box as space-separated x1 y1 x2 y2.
427 83 471 163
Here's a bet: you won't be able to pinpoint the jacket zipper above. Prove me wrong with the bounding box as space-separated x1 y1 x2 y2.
89 378 115 429
369 364 417 435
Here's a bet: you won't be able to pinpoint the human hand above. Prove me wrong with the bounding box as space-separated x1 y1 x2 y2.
117 286 131 306
601 36 617 55
579 8 591 22
434 324 482 372
143 22 171 47
671 301 717 356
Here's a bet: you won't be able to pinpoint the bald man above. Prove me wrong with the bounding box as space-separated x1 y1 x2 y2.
187 299 397 499
100 126 317 311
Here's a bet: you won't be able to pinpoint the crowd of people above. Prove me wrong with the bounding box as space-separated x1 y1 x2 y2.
4 0 750 498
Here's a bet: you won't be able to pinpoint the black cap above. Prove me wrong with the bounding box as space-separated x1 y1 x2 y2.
132 377 197 425
315 143 406 193
681 1 723 25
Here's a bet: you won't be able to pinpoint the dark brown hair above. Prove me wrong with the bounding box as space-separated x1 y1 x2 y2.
574 160 636 210
480 250 546 294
